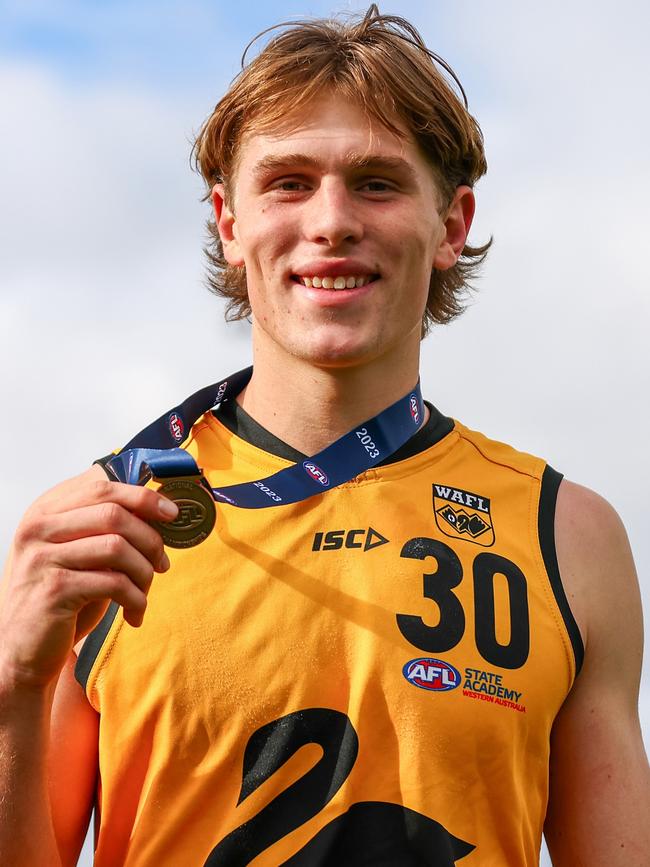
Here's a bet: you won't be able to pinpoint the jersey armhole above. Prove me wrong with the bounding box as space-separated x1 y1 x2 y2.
538 464 585 677
74 602 121 692
73 456 122 692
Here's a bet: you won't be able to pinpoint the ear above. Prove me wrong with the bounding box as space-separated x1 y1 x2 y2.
432 186 476 271
211 183 244 267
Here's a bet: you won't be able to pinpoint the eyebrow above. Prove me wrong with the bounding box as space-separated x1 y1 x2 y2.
251 152 418 183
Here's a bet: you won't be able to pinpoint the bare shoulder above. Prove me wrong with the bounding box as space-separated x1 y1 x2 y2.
555 477 630 543
554 478 641 663
544 480 649 864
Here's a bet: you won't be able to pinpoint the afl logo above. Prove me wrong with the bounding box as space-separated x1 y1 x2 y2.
303 461 329 487
403 657 461 692
168 412 184 442
409 395 420 425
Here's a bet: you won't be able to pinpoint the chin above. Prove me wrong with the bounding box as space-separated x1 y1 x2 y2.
294 336 384 369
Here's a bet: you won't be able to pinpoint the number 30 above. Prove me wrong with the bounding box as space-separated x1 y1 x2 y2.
396 537 530 669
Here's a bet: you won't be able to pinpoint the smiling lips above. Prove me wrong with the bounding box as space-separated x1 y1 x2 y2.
293 274 377 289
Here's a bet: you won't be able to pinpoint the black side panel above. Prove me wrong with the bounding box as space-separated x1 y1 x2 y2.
538 465 584 676
74 602 120 690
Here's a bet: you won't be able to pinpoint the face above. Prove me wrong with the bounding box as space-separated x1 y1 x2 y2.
213 93 473 370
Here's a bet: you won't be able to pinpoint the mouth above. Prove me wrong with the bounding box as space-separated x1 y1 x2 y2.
291 273 380 290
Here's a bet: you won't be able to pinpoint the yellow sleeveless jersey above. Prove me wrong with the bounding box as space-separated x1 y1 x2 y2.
77 401 583 866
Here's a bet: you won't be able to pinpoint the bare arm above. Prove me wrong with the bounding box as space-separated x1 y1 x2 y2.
0 654 98 867
0 466 177 866
48 654 100 866
544 480 650 866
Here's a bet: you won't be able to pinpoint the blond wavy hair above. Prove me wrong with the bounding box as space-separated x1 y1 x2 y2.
192 5 491 334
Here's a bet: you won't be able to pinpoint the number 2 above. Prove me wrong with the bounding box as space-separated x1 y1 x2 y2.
204 708 475 865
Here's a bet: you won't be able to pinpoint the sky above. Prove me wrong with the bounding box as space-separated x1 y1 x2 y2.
1 1 648 864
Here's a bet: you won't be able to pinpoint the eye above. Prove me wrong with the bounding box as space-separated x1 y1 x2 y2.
270 177 310 193
359 179 395 193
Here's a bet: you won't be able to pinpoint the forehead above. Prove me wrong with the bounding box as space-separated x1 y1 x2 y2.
234 92 431 179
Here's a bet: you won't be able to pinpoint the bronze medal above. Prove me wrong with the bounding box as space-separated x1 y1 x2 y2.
151 477 217 548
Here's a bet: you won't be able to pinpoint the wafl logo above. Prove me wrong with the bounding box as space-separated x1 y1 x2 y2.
303 461 329 487
433 483 495 547
168 412 184 443
409 395 420 425
403 657 461 692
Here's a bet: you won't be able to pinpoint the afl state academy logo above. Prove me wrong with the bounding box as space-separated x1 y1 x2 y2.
403 658 461 692
168 412 184 443
303 461 329 487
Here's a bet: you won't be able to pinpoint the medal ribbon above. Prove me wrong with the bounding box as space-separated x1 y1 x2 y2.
104 367 424 509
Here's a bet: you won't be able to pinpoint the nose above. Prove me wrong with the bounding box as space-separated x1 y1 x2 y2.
304 178 364 247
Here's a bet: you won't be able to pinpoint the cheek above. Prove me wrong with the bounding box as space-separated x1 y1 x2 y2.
390 211 440 257
393 232 436 286
240 217 294 274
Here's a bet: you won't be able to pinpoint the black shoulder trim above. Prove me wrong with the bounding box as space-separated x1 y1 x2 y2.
74 602 120 691
539 465 585 676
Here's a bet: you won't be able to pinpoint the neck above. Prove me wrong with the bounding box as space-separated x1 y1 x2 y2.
238 336 423 456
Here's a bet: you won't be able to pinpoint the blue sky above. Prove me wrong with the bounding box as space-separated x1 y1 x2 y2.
0 1 488 100
1 3 648 864
1 1 248 84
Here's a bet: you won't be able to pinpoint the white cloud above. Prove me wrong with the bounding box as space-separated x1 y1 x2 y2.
0 58 251 543
1 4 648 862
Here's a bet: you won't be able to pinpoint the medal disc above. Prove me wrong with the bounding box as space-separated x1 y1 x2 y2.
151 478 216 548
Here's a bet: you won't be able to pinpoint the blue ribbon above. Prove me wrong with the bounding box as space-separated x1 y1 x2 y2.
105 367 424 509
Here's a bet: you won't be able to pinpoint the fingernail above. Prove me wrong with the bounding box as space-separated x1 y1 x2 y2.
159 498 178 519
159 552 171 571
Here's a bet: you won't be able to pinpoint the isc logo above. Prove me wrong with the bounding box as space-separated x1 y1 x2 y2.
312 527 389 552
402 658 461 692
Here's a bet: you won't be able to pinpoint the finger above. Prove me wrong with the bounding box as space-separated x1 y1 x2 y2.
38 503 169 572
51 567 149 627
49 535 157 595
39 478 179 524
73 597 145 636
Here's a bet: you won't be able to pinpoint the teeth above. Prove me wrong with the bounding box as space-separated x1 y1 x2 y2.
297 274 375 289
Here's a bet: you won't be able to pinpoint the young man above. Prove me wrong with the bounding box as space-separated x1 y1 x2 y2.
1 7 648 866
